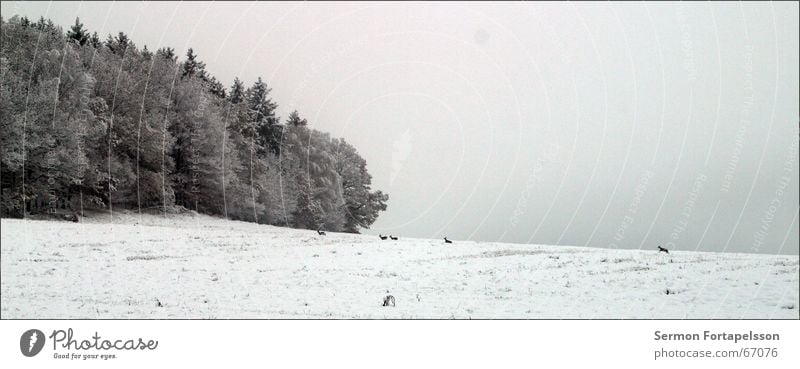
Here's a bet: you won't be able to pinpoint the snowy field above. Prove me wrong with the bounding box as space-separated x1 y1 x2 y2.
1 213 798 319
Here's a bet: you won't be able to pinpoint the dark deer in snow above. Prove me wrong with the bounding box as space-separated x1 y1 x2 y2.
389 235 398 240
444 237 453 244
379 234 388 240
657 245 669 254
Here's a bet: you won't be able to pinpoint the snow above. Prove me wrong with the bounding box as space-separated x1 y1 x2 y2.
1 213 798 319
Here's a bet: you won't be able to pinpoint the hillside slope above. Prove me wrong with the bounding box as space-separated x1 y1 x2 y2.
1 213 797 319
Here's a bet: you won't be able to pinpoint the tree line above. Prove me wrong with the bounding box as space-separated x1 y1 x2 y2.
0 16 388 233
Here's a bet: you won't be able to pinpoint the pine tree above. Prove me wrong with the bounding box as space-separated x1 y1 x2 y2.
156 47 176 62
246 77 280 154
66 17 89 45
181 48 206 80
207 76 226 98
34 16 46 31
228 77 244 104
88 32 100 48
141 45 153 60
103 32 135 56
115 32 130 54
286 110 308 127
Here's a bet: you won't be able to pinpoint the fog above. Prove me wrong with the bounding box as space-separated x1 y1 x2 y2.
3 1 797 254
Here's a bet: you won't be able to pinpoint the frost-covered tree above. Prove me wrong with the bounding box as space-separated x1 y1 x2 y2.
245 77 280 154
286 110 307 127
284 125 345 231
228 77 244 104
105 32 133 56
332 139 388 232
156 47 176 62
206 76 226 99
0 16 387 232
88 32 100 48
66 17 89 45
181 48 206 80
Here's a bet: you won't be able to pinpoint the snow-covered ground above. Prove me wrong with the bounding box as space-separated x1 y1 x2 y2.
1 212 798 319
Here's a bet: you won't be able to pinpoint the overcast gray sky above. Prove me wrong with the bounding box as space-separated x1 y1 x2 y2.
3 1 797 254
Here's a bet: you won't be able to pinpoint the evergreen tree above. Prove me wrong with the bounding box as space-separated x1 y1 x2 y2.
286 110 308 127
141 45 152 60
66 17 89 45
156 47 176 62
228 77 244 104
181 48 206 80
245 77 280 154
104 33 115 52
105 32 133 56
88 31 100 48
34 16 47 31
115 32 130 53
207 76 226 98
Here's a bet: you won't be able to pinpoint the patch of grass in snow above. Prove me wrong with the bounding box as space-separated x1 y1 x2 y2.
618 265 651 273
375 270 398 278
28 257 68 262
476 249 546 258
664 288 687 295
64 242 109 248
426 249 547 262
126 255 174 261
774 260 799 267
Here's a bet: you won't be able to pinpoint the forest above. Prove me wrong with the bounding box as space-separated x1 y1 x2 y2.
0 16 388 233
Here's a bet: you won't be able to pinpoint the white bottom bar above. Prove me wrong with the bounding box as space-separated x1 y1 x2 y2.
1 320 798 368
